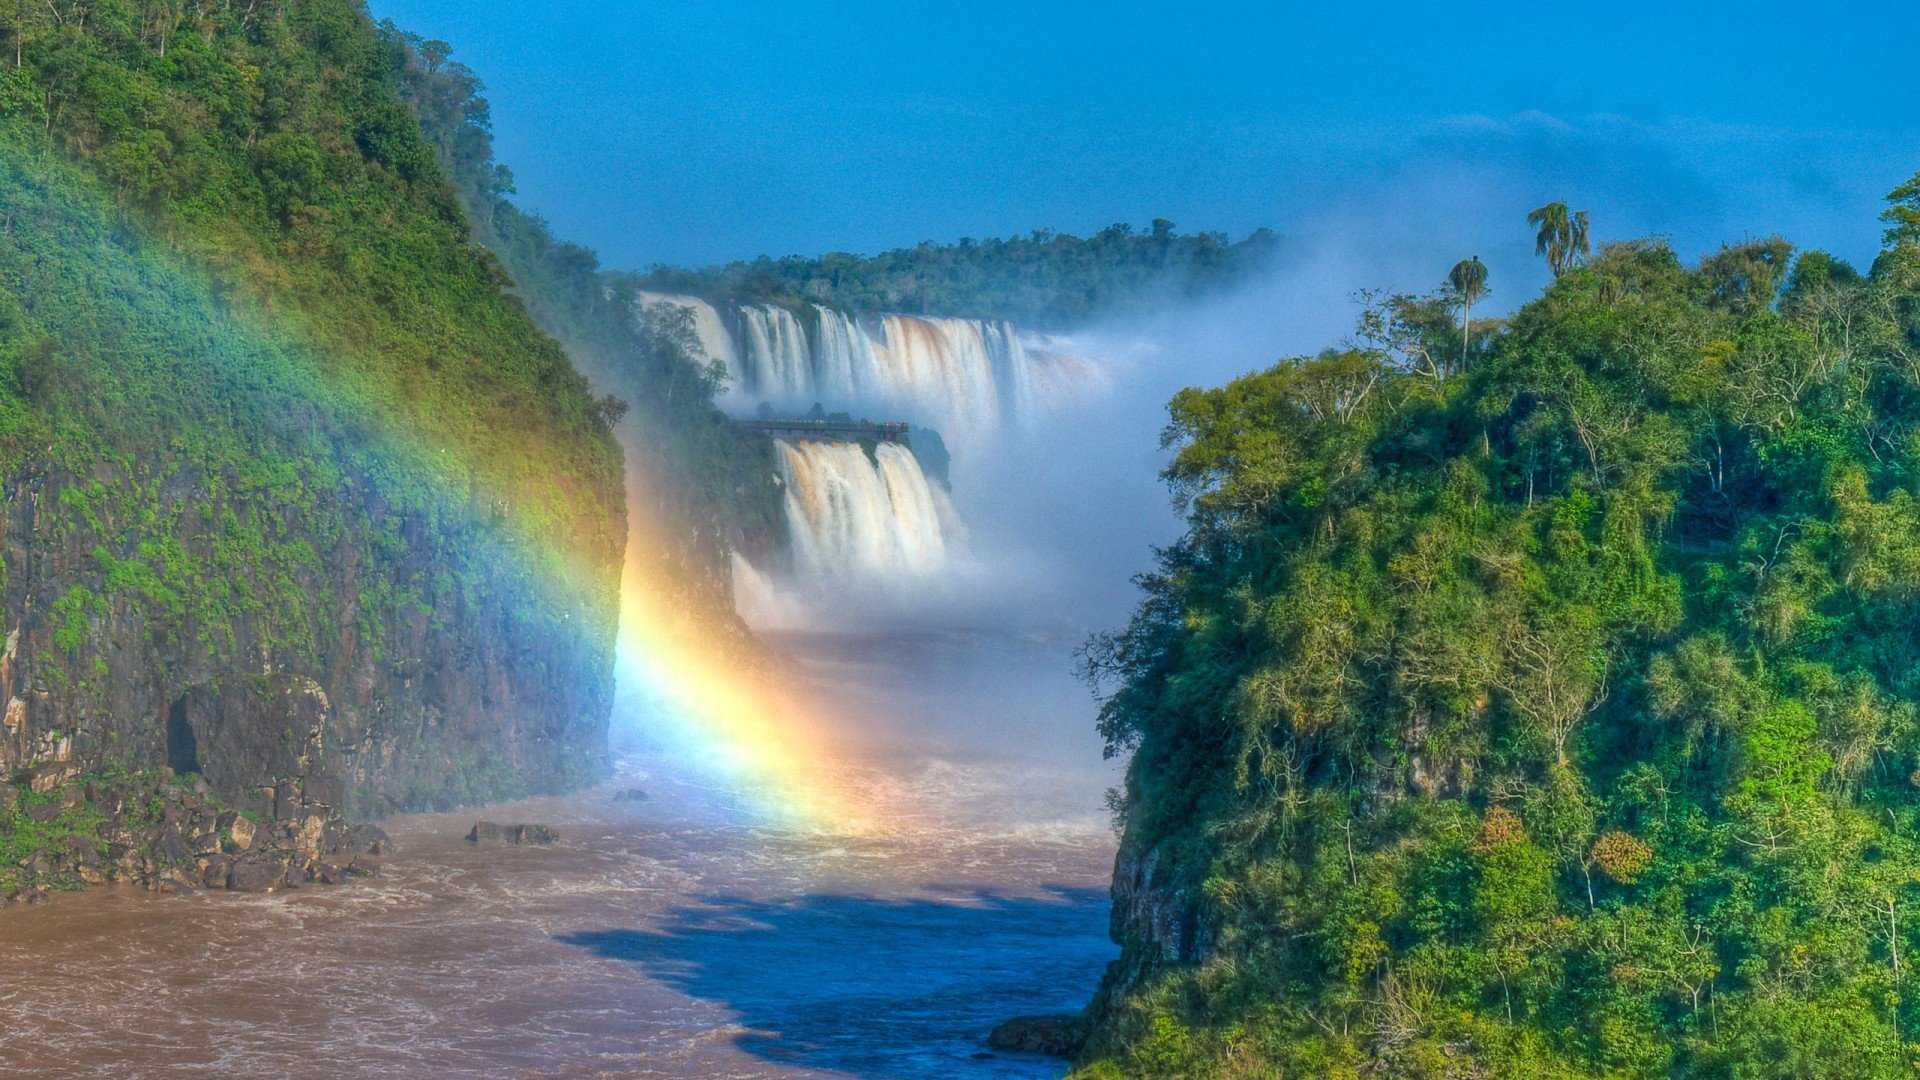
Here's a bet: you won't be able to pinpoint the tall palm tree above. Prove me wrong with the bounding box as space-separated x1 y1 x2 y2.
1448 256 1488 361
1529 201 1592 277
1567 209 1591 273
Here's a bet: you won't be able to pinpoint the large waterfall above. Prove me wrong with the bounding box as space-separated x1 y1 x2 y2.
774 439 961 584
637 293 1097 437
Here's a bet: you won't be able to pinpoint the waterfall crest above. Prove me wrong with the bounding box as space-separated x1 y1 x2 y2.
634 292 1097 436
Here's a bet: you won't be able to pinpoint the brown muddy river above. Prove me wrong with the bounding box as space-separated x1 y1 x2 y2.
0 637 1118 1080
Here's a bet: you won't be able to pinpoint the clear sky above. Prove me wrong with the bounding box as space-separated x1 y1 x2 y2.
368 0 1919 273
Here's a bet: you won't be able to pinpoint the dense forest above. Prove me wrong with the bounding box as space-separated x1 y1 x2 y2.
1075 183 1920 1077
633 220 1280 329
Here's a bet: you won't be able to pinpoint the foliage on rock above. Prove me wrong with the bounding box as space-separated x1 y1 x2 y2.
1077 187 1920 1076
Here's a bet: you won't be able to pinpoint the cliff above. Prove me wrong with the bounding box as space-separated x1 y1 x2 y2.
0 3 624 895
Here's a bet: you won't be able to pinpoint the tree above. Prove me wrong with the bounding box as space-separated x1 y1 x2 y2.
1884 170 1920 248
1448 255 1488 358
1529 201 1591 277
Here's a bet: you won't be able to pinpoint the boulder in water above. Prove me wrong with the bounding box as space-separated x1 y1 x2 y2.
346 823 395 855
988 1014 1087 1058
610 788 650 803
465 822 558 845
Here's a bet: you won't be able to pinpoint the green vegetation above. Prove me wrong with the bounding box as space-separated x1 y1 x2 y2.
1077 179 1920 1077
383 26 785 591
0 787 103 893
633 218 1280 329
0 2 622 795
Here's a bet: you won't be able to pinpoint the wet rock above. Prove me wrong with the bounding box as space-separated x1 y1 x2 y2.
5 887 45 906
987 1014 1087 1058
346 823 393 856
610 788 650 803
202 857 231 889
345 859 379 878
315 861 353 885
466 822 558 845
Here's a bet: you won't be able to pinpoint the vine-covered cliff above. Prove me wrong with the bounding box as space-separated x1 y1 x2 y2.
0 2 624 895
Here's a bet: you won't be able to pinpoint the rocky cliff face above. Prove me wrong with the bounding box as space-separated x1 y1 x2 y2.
0 454 619 895
1087 820 1212 1024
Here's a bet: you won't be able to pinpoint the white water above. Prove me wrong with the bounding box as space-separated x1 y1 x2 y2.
772 439 963 587
635 293 1099 439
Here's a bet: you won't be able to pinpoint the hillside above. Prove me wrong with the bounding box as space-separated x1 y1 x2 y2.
1076 186 1920 1076
380 24 786 612
0 1 625 893
632 220 1279 329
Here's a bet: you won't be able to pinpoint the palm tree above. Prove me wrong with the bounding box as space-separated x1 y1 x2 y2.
1448 256 1488 360
1529 201 1592 277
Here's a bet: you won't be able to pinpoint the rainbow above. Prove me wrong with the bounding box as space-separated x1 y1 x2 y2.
611 512 865 828
4 136 863 831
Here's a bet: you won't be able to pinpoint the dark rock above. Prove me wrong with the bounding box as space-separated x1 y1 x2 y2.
466 821 558 845
610 788 650 803
23 800 60 824
345 859 379 878
346 823 394 856
315 861 351 885
64 834 99 869
227 856 286 893
156 824 189 863
272 781 303 821
234 788 273 821
987 1015 1087 1058
0 786 17 816
57 783 84 809
302 773 345 808
201 857 231 889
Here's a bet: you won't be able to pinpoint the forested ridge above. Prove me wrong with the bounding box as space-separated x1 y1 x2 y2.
1076 182 1920 1077
633 219 1280 329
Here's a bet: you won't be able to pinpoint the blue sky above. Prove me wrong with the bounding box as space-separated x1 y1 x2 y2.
369 0 1919 273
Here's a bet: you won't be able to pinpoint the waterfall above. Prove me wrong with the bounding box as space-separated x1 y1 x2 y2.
631 293 1097 437
773 439 961 583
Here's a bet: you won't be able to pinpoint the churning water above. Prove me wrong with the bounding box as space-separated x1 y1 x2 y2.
0 737 1116 1078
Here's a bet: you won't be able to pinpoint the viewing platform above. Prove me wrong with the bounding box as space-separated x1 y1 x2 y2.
736 418 912 443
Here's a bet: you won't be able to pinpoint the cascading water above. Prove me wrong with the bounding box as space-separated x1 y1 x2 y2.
633 292 1098 438
772 439 961 584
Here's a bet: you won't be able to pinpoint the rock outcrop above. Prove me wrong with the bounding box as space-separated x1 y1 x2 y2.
987 1014 1087 1058
0 770 390 901
465 822 558 845
0 456 615 896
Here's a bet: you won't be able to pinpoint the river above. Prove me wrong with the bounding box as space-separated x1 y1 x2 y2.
0 626 1117 1079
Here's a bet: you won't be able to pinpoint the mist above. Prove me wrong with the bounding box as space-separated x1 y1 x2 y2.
760 128 1906 815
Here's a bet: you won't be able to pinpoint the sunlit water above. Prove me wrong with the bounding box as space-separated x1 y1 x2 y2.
0 627 1117 1079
